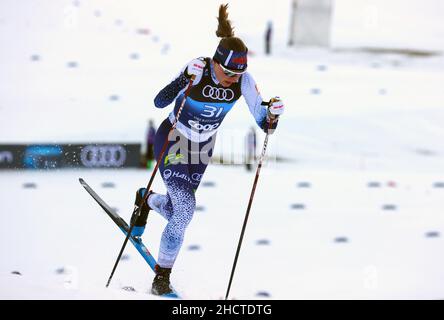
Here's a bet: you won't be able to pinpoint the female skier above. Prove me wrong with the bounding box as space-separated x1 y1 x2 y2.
131 4 284 295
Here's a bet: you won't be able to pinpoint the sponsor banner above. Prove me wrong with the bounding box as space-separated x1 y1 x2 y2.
0 143 141 169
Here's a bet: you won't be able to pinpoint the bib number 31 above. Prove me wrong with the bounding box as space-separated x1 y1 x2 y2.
201 105 224 118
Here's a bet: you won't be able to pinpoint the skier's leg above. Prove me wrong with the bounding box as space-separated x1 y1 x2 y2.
156 134 215 267
142 119 178 220
150 124 216 295
157 162 196 267
187 132 216 190
147 192 173 220
131 119 174 237
151 163 195 295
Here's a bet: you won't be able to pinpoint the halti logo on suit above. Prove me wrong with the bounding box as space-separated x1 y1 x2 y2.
202 85 234 101
163 169 172 180
163 169 192 183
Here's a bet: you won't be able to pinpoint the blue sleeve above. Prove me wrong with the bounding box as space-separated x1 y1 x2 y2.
154 73 190 108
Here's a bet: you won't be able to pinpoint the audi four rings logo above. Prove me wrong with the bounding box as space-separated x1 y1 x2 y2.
80 145 127 167
163 169 172 180
188 120 220 131
202 85 234 101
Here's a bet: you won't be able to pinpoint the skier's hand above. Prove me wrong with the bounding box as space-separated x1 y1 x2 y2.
262 97 283 135
184 58 206 79
267 97 284 120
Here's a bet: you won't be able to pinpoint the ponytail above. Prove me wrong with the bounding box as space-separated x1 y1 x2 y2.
215 4 234 38
213 4 248 72
214 4 247 52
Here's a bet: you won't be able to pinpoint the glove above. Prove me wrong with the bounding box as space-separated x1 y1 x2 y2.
267 97 284 120
184 58 206 79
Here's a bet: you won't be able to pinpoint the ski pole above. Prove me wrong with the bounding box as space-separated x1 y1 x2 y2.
225 119 275 300
106 76 196 288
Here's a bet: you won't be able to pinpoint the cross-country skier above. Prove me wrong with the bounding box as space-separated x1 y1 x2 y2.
131 4 285 295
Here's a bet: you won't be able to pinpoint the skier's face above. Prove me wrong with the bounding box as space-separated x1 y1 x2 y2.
214 62 241 88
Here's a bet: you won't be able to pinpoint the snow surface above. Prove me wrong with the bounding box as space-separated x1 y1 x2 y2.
1 0 444 299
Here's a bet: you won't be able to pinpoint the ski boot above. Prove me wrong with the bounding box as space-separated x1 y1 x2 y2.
130 188 153 238
151 265 173 296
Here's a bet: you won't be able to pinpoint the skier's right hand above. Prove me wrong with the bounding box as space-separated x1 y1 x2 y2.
184 58 206 79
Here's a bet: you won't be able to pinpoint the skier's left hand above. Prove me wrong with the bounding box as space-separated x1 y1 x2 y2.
267 97 284 120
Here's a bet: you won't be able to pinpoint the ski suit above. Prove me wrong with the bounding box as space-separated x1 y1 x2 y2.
151 57 278 267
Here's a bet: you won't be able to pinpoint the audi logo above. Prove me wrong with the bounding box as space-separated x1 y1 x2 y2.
202 85 234 101
188 120 220 131
80 145 127 167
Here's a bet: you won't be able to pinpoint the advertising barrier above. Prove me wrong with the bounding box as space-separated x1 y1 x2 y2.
0 143 141 169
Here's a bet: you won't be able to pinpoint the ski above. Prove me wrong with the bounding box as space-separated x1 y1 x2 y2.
79 178 180 299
